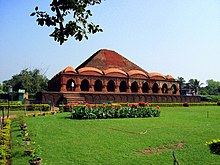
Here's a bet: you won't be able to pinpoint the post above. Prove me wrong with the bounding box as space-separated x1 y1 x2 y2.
7 86 13 119
1 106 5 129
7 99 10 119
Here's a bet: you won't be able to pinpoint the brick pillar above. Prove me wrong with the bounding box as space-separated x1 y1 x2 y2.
115 85 119 93
127 82 131 93
138 85 142 94
168 88 172 94
75 84 81 92
102 85 106 92
60 84 66 92
158 87 162 94
89 84 94 92
148 87 153 94
176 88 180 95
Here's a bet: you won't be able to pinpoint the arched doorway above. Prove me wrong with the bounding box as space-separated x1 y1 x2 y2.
131 81 138 93
119 81 127 92
107 80 115 92
171 84 177 94
66 79 75 91
80 79 89 91
162 84 168 94
142 82 149 93
152 83 159 93
94 79 102 92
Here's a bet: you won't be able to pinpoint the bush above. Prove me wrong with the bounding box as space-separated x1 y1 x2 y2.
71 104 160 120
183 102 189 107
0 119 12 164
206 139 220 155
217 102 220 106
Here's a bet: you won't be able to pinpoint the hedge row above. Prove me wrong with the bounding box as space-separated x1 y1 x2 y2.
0 104 50 111
0 119 12 164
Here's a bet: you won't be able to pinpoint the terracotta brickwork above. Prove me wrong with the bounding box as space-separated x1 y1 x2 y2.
43 49 199 105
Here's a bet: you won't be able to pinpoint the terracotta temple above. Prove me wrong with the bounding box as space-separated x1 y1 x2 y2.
40 49 200 105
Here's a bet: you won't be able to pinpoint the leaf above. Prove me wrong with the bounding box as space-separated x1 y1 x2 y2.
51 6 55 12
38 19 44 26
35 6 38 11
30 12 35 16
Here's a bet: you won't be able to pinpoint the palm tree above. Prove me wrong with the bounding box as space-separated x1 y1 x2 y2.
177 77 186 90
188 79 203 95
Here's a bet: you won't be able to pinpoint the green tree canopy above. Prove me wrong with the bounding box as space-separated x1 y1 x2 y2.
205 79 220 95
31 0 103 45
2 68 48 95
188 79 203 95
0 83 4 94
177 77 186 89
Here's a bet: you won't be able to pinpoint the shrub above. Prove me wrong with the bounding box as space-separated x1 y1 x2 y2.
71 104 160 120
0 119 12 164
183 102 189 107
217 102 220 106
206 139 220 155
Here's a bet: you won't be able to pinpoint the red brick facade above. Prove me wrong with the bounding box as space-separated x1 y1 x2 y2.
41 49 200 105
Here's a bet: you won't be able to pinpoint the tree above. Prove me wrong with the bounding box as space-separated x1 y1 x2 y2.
205 79 220 95
177 77 186 90
2 68 48 96
0 83 4 94
30 0 103 45
188 79 203 95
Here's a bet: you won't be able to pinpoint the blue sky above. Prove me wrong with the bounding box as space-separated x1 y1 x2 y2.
0 0 220 85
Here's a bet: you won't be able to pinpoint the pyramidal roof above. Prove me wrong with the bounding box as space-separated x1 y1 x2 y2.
76 49 147 73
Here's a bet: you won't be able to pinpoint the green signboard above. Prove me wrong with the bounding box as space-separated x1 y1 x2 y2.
18 89 25 94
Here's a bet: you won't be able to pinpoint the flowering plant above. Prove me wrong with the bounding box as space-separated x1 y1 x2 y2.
183 102 189 107
206 139 220 155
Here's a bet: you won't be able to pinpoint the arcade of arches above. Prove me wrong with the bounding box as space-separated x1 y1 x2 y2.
65 78 178 95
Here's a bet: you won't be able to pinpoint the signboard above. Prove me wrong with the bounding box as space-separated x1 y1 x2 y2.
18 89 25 94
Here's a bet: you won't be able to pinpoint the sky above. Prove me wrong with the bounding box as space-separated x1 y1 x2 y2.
0 0 220 85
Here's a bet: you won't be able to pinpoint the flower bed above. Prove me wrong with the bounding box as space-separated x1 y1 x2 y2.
71 103 160 119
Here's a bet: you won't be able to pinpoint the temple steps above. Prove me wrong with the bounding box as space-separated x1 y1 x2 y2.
63 93 85 103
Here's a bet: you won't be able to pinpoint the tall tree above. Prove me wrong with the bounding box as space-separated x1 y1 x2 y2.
205 79 220 95
2 68 48 95
31 0 103 45
188 79 203 95
0 83 4 94
177 77 185 90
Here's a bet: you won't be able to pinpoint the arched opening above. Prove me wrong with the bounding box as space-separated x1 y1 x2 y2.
80 79 89 91
131 81 138 93
119 81 127 92
142 82 149 93
94 79 102 92
66 79 75 91
107 80 115 92
152 83 159 93
162 84 168 94
171 84 177 94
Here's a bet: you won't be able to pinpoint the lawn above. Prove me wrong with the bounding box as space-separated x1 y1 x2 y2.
11 106 220 164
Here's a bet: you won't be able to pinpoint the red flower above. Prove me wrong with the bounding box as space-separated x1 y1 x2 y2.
156 105 160 109
67 103 70 106
95 104 98 108
103 103 106 108
139 102 145 107
118 105 122 109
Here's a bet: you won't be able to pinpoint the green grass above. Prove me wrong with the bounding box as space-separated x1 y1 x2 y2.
11 106 220 164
